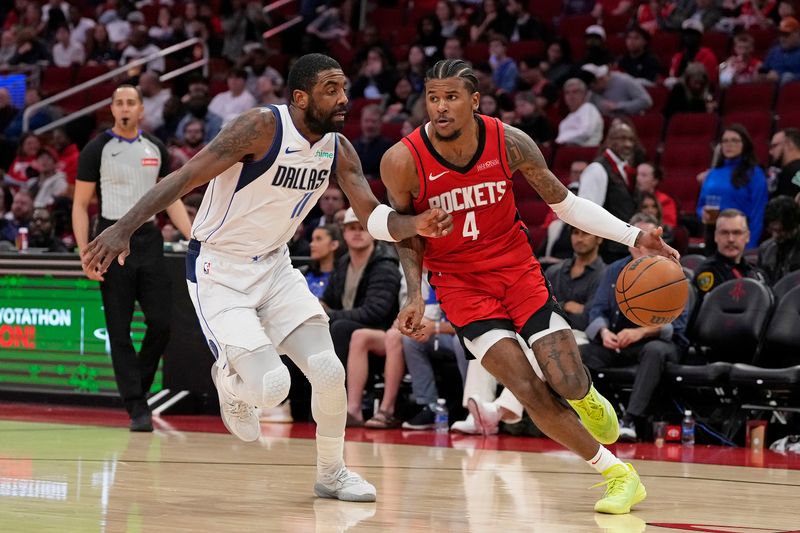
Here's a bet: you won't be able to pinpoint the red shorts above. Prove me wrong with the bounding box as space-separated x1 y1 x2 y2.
429 256 551 331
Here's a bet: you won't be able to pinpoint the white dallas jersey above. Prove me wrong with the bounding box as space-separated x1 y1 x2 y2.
191 104 336 257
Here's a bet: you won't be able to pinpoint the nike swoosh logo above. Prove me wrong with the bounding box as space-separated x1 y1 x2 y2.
429 171 448 181
285 147 302 154
111 152 122 157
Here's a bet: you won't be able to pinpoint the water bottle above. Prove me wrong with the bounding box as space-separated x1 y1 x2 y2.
434 398 449 433
681 410 695 446
16 227 28 252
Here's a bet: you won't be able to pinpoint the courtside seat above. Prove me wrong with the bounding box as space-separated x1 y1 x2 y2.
665 361 733 387
773 270 800 300
680 253 706 273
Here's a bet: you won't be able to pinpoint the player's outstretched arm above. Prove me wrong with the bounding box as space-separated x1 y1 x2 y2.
380 142 427 337
504 125 679 260
83 108 276 275
335 134 453 242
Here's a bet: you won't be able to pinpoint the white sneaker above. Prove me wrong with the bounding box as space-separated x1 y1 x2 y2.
314 467 377 502
451 414 482 434
260 400 293 423
211 361 261 442
467 396 501 436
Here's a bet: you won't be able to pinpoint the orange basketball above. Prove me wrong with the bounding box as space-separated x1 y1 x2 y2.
615 255 689 327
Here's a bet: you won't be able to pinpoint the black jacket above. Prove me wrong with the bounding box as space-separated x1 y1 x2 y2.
322 242 401 330
693 252 768 299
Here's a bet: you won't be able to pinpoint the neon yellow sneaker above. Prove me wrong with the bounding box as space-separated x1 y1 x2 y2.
567 385 619 444
593 463 647 514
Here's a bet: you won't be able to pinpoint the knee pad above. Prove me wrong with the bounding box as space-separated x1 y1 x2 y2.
239 365 291 409
308 350 346 416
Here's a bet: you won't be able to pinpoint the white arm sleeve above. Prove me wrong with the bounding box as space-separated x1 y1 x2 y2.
549 191 641 247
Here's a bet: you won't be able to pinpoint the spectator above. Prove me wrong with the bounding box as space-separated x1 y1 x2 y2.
305 184 346 239
351 48 396 100
100 10 132 47
154 96 185 144
578 122 639 261
239 46 284 99
404 45 429 95
758 196 800 282
85 24 120 67
512 91 552 143
148 6 175 47
177 89 223 143
582 63 653 116
306 224 343 298
563 0 596 16
66 5 95 48
542 39 574 86
254 75 287 106
352 105 393 181
208 69 257 126
321 208 401 366
771 128 800 198
9 27 49 66
479 93 501 117
0 88 17 133
545 227 606 331
416 15 445 61
442 36 464 60
32 149 66 208
1 189 33 244
489 35 519 93
51 127 78 190
288 222 311 257
305 0 351 53
719 33 763 87
469 0 514 43
517 56 558 108
593 0 635 19
761 16 800 83
738 0 782 29
507 0 547 42
174 119 206 161
382 78 419 124
6 132 42 191
6 88 57 144
435 0 461 39
555 78 604 146
669 20 719 86
139 71 171 133
582 213 689 442
697 125 769 249
353 25 395 71
617 26 661 84
51 24 84 67
28 207 67 252
120 28 164 75
473 63 497 95
0 29 17 66
663 62 717 118
636 0 676 34
693 209 768 297
671 0 722 31
581 25 614 66
636 162 678 227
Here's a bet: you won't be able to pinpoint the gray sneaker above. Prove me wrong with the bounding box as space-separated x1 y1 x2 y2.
314 467 377 502
211 361 261 442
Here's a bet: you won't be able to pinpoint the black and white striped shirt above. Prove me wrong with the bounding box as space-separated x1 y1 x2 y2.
77 130 170 221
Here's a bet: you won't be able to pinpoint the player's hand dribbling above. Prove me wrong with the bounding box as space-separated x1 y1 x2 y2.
413 208 453 238
82 225 132 277
397 298 425 337
635 226 680 262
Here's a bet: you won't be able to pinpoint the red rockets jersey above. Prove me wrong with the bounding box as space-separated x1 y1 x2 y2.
402 114 537 274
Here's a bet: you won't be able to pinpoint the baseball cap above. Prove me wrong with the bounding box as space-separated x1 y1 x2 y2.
342 207 359 225
779 16 800 33
581 63 610 79
585 25 607 40
681 19 704 33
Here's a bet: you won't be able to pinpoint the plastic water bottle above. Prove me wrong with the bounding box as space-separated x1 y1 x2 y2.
434 398 449 433
681 410 695 446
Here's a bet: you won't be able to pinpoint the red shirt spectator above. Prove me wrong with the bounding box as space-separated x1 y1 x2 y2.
51 128 78 185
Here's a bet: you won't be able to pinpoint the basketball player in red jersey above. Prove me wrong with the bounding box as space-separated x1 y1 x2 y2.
379 60 679 515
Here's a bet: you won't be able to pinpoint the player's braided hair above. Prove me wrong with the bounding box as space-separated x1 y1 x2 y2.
287 53 342 103
425 59 478 94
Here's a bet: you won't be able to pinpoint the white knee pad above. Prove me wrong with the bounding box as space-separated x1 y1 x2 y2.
308 350 346 416
239 365 291 409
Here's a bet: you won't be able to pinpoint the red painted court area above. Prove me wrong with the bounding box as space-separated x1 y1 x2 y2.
2 402 798 471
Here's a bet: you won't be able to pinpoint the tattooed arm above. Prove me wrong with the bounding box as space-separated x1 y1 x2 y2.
83 108 276 274
504 124 679 259
380 141 428 336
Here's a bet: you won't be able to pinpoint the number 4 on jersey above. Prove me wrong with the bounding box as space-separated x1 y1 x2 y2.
463 211 479 240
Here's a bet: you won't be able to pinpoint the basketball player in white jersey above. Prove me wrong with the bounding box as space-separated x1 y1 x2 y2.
82 54 453 502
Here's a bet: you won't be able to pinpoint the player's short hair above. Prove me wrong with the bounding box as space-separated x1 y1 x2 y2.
287 53 342 103
113 84 143 103
426 59 479 94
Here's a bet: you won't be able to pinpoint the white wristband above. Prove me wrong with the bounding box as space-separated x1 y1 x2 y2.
548 191 641 247
367 204 399 242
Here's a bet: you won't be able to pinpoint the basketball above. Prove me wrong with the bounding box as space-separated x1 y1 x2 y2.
615 255 689 327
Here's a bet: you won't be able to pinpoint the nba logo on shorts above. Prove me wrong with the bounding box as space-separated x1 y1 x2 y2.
203 261 212 274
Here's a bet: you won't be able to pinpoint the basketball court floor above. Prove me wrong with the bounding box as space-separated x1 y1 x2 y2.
1 404 798 533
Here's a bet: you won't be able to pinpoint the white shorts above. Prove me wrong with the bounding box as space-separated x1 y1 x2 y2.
185 240 327 358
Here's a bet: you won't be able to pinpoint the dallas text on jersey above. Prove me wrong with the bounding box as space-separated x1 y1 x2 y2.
271 165 329 191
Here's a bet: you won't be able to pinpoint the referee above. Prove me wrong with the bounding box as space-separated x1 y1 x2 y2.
72 84 191 431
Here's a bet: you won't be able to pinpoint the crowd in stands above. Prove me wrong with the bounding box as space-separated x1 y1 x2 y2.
1 0 799 442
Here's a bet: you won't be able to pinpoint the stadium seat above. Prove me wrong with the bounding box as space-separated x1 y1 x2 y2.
721 82 776 115
516 198 549 227
347 98 382 123
750 26 778 57
41 66 75 96
559 14 595 37
551 145 598 182
659 143 710 214
645 85 670 113
74 64 110 83
680 253 707 273
776 109 800 130
512 171 537 201
381 122 404 143
629 112 664 159
701 32 730 62
507 40 545 61
665 113 719 145
530 0 563 27
722 111 772 139
464 42 489 65
773 270 800 300
775 81 800 116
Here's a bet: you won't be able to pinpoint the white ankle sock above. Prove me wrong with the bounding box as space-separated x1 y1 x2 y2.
316 433 344 478
588 445 624 475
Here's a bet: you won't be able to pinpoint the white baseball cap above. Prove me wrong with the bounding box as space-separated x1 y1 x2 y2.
342 207 359 225
585 25 607 40
581 63 610 79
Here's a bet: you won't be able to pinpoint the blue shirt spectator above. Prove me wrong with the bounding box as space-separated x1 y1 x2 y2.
761 16 800 83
